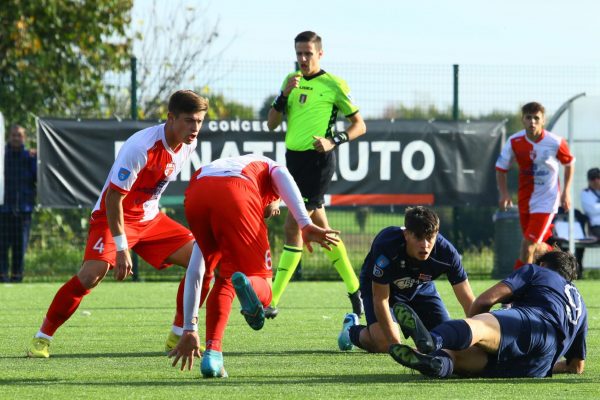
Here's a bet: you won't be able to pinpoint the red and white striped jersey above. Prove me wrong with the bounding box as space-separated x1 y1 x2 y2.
495 129 574 214
193 154 280 208
92 124 196 222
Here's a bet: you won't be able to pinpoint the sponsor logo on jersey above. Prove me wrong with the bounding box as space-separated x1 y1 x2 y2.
418 273 432 282
118 168 131 181
164 162 175 177
393 277 418 290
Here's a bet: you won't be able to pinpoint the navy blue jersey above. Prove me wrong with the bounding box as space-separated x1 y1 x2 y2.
502 264 588 366
359 226 467 300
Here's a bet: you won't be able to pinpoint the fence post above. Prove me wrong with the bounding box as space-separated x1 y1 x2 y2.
130 56 140 282
452 64 460 251
452 64 459 121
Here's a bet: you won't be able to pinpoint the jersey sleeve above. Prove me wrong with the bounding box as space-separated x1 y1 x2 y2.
564 314 587 362
495 139 514 172
556 138 574 165
335 78 359 117
109 141 148 193
370 237 395 285
445 243 468 285
501 264 535 294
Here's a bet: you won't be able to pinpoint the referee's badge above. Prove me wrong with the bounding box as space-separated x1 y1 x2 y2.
299 94 307 104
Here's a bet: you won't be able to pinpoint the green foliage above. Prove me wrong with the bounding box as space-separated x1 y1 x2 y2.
1 281 598 399
0 0 133 126
205 92 255 120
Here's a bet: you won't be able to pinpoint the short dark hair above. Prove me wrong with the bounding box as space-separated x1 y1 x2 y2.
404 206 440 240
535 250 578 281
168 90 209 116
587 167 600 181
295 31 322 51
521 102 545 116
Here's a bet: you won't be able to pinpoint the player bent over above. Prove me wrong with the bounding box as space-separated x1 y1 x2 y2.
27 90 210 358
168 154 339 377
390 250 587 378
337 207 475 353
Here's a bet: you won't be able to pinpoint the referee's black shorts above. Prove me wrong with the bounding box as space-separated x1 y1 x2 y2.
285 149 335 211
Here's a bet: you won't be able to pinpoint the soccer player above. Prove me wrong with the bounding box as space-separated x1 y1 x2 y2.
496 101 574 270
27 90 209 358
390 249 587 378
266 31 367 318
168 154 340 377
337 206 475 353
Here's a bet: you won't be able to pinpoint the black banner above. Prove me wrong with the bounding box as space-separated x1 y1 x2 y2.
37 118 504 208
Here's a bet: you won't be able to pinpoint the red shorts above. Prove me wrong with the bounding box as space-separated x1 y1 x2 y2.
519 212 554 243
184 176 273 279
84 212 193 268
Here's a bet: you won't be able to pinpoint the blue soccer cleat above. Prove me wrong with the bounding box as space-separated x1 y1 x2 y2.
231 272 265 331
200 349 228 378
392 303 435 354
338 312 359 351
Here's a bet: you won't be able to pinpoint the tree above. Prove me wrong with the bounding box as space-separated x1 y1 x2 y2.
0 0 133 126
205 93 254 120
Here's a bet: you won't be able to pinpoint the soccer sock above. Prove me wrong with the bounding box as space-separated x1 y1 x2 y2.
430 320 472 351
324 239 359 294
431 349 454 378
248 276 273 307
271 245 302 307
40 275 90 337
513 258 525 270
205 276 235 352
349 325 367 349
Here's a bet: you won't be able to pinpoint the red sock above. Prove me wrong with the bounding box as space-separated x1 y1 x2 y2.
513 259 526 270
40 275 90 336
248 276 272 307
205 277 234 352
172 272 213 329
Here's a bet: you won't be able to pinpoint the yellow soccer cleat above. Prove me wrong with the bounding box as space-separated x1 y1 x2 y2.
27 337 50 358
165 331 205 354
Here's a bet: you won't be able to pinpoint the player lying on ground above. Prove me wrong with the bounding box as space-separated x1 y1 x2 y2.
389 249 587 378
338 206 475 353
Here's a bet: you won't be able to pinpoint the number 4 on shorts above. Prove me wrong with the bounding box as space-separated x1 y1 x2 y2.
93 238 105 254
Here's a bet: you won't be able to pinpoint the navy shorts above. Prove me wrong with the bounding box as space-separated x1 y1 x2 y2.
361 279 451 330
286 149 335 210
482 308 558 378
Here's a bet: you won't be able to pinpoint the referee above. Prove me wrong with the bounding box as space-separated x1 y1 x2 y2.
266 31 367 318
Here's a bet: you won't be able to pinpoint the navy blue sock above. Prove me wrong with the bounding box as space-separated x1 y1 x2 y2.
349 325 367 349
430 320 472 351
431 349 454 378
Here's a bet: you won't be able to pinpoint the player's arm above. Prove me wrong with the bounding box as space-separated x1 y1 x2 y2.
560 163 574 211
313 112 367 153
267 74 302 131
467 281 513 317
105 186 132 281
496 169 512 211
451 279 476 317
372 282 401 346
553 358 585 374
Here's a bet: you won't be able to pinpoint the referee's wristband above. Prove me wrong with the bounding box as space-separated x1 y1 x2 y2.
113 234 128 252
331 131 349 146
272 92 288 113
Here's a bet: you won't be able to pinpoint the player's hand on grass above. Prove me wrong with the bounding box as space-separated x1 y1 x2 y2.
168 330 202 371
301 223 340 252
113 250 133 281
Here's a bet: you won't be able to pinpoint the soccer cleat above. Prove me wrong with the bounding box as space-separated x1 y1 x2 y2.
264 305 279 319
393 303 435 354
200 350 228 378
348 290 364 317
389 344 443 377
231 272 265 331
338 312 359 351
27 337 50 358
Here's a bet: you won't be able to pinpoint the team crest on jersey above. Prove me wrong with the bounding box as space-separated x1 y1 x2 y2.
299 94 307 104
529 149 537 161
164 162 175 177
118 168 131 181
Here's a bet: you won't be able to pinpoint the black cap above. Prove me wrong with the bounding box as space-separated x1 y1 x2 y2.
587 167 600 180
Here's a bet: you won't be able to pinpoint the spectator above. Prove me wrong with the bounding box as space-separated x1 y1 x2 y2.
0 124 36 283
581 167 600 238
